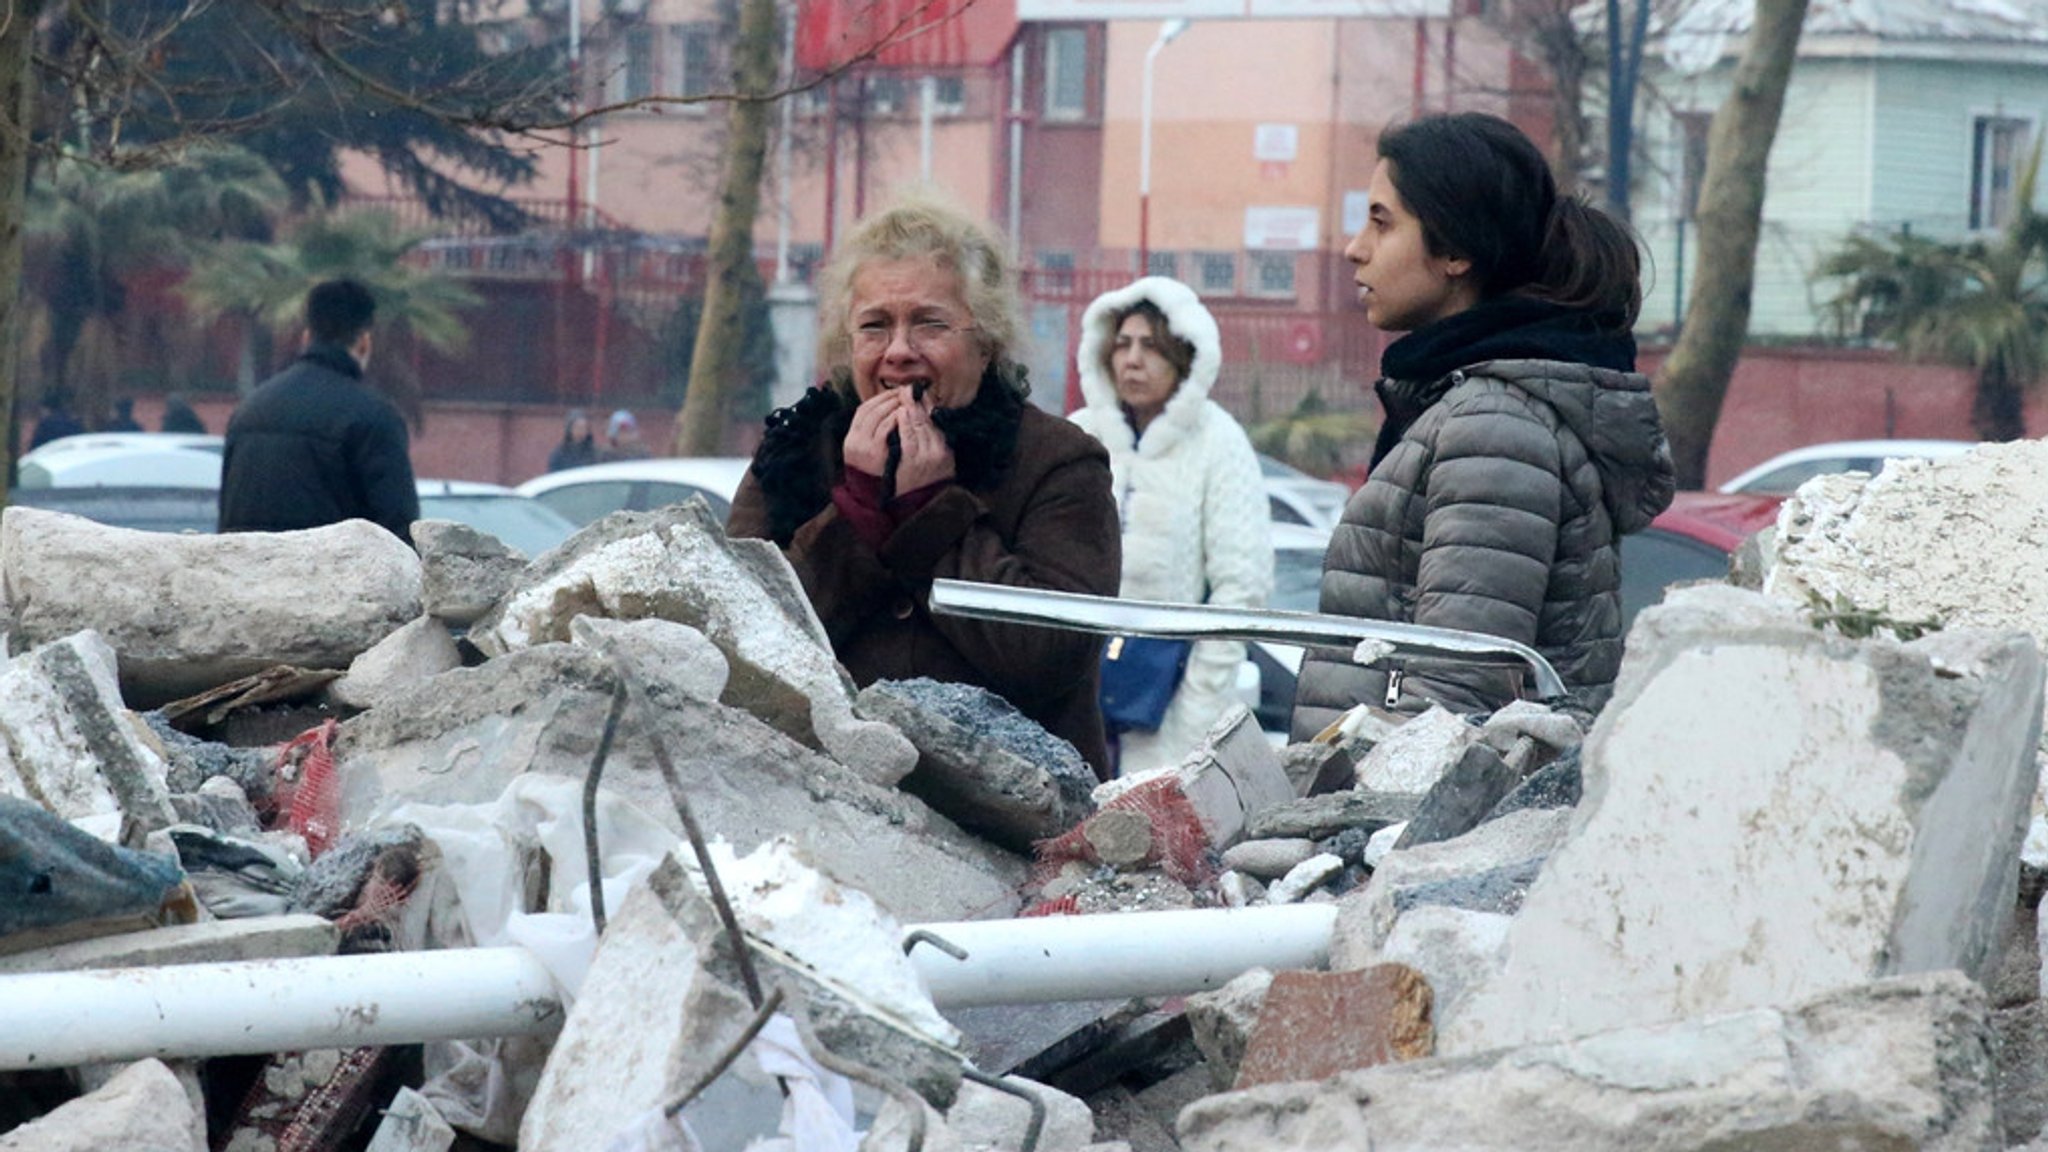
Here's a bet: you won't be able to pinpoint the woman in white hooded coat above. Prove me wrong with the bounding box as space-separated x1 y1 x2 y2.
1072 277 1273 775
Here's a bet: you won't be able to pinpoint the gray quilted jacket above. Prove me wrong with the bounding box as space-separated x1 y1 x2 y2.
1289 358 1675 739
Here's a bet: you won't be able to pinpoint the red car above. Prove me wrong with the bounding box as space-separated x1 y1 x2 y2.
1620 490 1783 629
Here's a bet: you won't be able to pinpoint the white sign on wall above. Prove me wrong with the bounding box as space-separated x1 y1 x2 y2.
1342 189 1371 235
1254 124 1299 163
1244 206 1320 250
1016 0 1450 18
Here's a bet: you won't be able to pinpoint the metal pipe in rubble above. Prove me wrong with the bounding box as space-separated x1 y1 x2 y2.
0 906 1336 1069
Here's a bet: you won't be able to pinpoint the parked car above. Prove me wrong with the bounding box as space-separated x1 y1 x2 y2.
515 457 753 527
1258 454 1350 530
1717 439 1975 497
17 433 225 490
416 479 579 557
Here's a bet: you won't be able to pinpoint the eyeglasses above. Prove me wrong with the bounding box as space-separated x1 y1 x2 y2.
849 318 977 354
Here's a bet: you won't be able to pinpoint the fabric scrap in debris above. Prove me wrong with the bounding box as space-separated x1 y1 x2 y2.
0 794 189 942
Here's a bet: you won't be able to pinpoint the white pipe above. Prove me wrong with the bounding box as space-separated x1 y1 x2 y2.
919 75 937 182
908 904 1336 1007
0 905 1335 1069
1007 41 1024 251
0 947 562 1070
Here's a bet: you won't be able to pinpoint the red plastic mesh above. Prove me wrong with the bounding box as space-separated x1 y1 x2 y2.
1033 776 1215 891
276 720 340 858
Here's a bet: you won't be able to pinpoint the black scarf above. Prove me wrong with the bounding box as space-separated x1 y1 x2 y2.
1369 296 1635 468
750 364 1029 544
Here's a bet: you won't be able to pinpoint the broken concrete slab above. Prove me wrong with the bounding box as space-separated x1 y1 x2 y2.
1353 706 1476 793
856 678 1096 853
1446 585 2043 1056
0 632 177 838
329 616 463 711
336 643 1023 923
1328 807 1573 968
0 1058 202 1152
411 519 528 627
568 615 728 706
1477 700 1583 757
865 1073 1097 1152
1178 971 1999 1152
1393 744 1518 850
1242 789 1418 842
0 913 335 974
1081 808 1154 870
1174 708 1295 849
1232 965 1433 1091
471 502 917 787
1187 968 1273 1090
1279 742 1351 798
1264 854 1343 905
1485 747 1581 820
1 508 421 705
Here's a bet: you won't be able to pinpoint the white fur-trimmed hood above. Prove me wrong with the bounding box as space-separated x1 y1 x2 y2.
1074 276 1222 457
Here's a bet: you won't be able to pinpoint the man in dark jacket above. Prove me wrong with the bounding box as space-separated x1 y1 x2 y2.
218 279 419 541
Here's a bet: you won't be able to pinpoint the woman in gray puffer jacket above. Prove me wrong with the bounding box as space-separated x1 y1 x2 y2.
1290 112 1676 741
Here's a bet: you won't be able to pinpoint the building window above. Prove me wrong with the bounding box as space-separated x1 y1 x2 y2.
867 74 906 116
1037 249 1076 293
1194 251 1236 295
1971 115 2031 231
673 23 718 100
1675 111 1712 221
931 75 967 116
1043 28 1089 121
1247 252 1296 298
622 26 657 101
1146 251 1178 278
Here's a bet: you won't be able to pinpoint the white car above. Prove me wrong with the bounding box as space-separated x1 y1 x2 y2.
17 433 225 490
1258 454 1350 530
416 479 578 558
515 457 754 527
1717 439 1975 497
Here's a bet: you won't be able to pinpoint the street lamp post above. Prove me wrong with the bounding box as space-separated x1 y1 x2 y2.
1139 19 1189 275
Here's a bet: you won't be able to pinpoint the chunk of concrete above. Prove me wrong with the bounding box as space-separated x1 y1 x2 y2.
1220 839 1318 881
1187 967 1274 1090
1353 707 1476 793
0 631 176 836
329 616 463 711
336 643 1023 924
1446 585 2043 1056
1477 700 1583 756
1265 853 1344 905
856 678 1096 852
1180 971 1999 1152
1174 708 1295 848
1279 741 1351 798
411 519 527 627
472 502 917 787
1373 907 1511 1025
0 913 335 974
943 1074 1096 1151
1243 789 1418 842
1083 808 1155 869
520 856 755 1152
1393 744 1518 850
0 1058 202 1152
1231 965 1433 1090
569 615 728 706
1 508 420 705
1329 807 1572 968
1485 748 1581 820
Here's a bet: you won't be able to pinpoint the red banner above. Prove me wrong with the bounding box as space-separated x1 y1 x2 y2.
795 0 1019 72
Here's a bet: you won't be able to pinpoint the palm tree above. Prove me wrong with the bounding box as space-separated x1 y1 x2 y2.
1818 139 2048 442
181 208 482 421
24 145 288 422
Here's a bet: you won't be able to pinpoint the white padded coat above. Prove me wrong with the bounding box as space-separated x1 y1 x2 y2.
1071 277 1274 774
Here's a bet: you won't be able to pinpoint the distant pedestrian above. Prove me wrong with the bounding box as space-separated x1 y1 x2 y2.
601 409 650 461
218 279 420 541
103 397 143 433
27 391 85 450
160 393 207 434
548 408 599 473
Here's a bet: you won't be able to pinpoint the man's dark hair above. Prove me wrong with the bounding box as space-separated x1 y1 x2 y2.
305 279 377 345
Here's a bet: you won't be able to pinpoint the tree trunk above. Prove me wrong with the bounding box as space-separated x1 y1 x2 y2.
1973 360 2025 442
1652 0 1810 489
673 0 780 456
0 1 42 495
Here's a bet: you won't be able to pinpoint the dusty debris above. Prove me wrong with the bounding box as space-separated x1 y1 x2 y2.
159 664 343 732
327 617 463 711
411 518 528 628
1230 964 1432 1090
0 796 195 956
0 1058 203 1152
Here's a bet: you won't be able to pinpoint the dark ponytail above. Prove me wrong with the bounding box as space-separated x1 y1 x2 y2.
1379 112 1642 330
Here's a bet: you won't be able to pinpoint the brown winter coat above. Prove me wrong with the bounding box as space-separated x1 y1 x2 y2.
729 388 1122 778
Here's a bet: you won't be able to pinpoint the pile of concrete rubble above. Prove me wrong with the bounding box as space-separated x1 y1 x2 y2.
12 440 2048 1151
